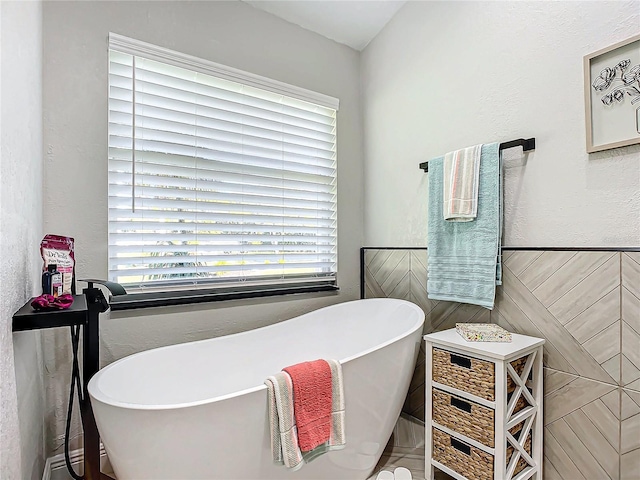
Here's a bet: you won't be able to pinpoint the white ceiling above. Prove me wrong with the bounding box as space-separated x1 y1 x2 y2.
242 1 406 51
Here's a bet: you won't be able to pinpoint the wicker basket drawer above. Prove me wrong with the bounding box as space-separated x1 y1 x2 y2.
432 348 528 401
432 389 530 448
432 389 495 447
432 348 496 400
432 427 532 480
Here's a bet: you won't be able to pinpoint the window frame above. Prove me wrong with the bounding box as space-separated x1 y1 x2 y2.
107 34 339 309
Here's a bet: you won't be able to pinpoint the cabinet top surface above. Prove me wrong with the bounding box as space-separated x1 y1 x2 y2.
424 328 545 360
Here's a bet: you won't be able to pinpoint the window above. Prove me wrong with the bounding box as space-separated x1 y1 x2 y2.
108 34 338 301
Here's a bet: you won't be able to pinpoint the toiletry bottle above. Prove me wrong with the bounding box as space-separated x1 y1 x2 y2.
51 266 63 298
42 264 56 295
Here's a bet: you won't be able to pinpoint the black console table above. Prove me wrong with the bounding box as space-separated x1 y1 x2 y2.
12 288 113 480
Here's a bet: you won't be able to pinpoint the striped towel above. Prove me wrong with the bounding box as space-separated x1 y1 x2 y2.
327 359 345 449
265 371 304 471
443 144 482 222
265 359 345 470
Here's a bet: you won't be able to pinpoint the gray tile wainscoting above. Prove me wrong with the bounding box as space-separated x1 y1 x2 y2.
495 251 620 385
362 247 640 480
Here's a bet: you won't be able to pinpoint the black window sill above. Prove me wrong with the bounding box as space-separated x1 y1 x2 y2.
108 284 339 311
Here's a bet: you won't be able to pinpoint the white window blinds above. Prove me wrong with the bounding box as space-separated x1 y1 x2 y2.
108 35 338 292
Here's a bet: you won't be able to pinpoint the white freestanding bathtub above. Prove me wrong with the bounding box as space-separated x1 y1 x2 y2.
88 298 425 480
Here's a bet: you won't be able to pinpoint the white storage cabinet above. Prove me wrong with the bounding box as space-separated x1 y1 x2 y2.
424 329 545 480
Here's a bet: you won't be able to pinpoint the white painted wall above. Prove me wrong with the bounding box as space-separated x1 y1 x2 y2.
362 1 640 248
42 0 363 456
0 1 46 479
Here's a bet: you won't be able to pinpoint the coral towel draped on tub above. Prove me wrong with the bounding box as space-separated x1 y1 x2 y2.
283 360 332 451
265 359 345 471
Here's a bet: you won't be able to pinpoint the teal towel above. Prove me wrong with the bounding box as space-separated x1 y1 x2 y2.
427 143 502 309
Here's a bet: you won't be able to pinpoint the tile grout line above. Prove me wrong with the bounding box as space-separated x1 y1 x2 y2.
543 366 621 390
619 251 622 480
542 367 581 397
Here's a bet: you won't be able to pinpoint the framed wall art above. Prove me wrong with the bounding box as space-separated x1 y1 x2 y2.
584 33 640 153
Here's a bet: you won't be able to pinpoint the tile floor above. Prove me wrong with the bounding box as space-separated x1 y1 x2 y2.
369 414 453 480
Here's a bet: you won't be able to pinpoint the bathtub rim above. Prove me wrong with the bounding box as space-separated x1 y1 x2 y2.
88 298 425 411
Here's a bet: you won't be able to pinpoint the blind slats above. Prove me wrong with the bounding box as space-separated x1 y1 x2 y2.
108 148 336 185
112 262 336 278
109 147 335 182
109 199 333 220
108 106 336 150
109 243 335 255
108 44 338 291
108 133 334 168
111 253 335 267
108 194 335 213
109 142 336 172
108 158 336 192
108 221 336 235
108 89 335 139
108 107 336 157
109 211 335 227
109 56 336 123
109 78 336 135
109 232 335 244
108 168 335 194
108 182 336 205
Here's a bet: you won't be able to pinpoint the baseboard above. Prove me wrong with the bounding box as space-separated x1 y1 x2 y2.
42 445 109 480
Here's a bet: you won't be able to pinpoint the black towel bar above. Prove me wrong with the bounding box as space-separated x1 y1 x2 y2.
419 138 536 172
